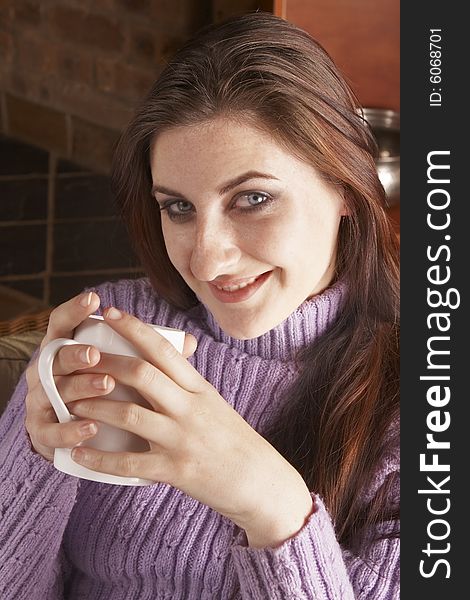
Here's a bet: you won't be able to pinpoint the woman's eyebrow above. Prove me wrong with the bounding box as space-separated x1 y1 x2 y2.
218 171 280 194
151 170 279 197
152 184 184 197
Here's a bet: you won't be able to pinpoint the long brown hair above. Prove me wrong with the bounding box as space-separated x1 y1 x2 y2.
111 12 399 550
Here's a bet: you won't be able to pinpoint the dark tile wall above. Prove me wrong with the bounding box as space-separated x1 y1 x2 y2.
0 134 144 312
1 225 47 275
0 179 48 220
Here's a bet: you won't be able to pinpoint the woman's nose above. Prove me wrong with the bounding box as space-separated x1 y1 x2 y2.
189 220 241 282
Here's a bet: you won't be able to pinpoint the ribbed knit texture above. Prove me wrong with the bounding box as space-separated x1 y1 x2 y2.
0 278 400 599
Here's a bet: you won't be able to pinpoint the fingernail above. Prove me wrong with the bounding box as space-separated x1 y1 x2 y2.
92 374 109 390
72 447 87 462
105 307 122 320
80 347 91 364
79 292 93 307
79 423 97 437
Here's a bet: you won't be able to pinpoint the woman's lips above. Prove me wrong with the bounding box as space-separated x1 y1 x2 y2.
208 271 272 303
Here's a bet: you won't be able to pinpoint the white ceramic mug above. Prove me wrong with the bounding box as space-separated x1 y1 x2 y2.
38 315 185 486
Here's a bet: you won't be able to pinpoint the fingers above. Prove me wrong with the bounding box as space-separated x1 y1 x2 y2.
25 384 57 420
70 447 170 484
32 419 99 452
102 307 202 393
26 367 114 423
42 291 101 348
79 353 185 416
53 343 101 376
56 372 115 403
25 390 99 459
25 343 102 410
182 333 198 359
25 291 103 461
27 290 102 396
69 398 178 448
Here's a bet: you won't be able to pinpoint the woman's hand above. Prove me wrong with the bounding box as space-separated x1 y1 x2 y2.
24 292 198 464
68 307 313 547
25 292 108 461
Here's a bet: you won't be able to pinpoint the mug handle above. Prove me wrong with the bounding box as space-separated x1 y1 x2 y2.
38 338 81 424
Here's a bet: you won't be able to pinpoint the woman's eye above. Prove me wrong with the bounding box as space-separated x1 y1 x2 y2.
169 200 193 214
235 192 271 209
160 200 194 219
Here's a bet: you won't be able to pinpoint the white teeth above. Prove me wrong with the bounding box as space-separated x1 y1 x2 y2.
215 276 258 292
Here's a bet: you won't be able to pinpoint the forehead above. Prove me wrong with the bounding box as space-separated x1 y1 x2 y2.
150 117 310 185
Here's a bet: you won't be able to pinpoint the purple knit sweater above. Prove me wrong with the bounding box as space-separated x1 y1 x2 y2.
0 278 399 599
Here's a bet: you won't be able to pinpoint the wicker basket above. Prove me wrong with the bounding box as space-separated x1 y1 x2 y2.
0 307 53 337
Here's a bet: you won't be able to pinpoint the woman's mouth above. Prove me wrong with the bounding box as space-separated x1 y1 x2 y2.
214 275 258 292
208 271 272 303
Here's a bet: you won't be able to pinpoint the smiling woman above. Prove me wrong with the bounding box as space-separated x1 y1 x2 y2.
151 119 345 338
0 11 399 600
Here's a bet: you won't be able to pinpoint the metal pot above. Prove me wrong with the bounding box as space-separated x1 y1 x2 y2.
362 108 400 206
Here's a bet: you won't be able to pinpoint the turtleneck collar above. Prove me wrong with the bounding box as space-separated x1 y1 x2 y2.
192 281 346 362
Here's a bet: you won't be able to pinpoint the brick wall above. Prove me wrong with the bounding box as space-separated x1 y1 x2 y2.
0 1 214 317
0 1 275 318
0 0 212 173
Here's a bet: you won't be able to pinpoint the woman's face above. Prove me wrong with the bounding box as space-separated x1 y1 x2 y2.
150 118 346 339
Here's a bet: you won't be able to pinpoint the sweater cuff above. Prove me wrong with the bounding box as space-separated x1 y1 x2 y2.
231 494 353 600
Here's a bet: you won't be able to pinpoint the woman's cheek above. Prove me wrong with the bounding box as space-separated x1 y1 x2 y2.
162 227 191 271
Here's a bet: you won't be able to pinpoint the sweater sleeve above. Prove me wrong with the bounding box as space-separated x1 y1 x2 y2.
231 444 400 600
231 489 399 600
0 370 80 600
0 279 156 600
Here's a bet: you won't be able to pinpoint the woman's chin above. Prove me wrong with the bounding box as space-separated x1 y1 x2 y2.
216 315 278 340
